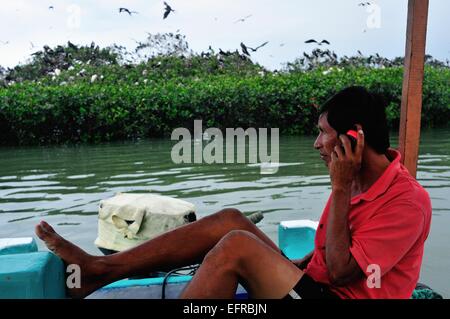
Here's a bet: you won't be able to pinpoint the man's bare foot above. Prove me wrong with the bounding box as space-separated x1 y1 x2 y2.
35 221 108 299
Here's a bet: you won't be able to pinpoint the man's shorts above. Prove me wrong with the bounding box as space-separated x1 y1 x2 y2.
282 273 340 299
280 251 340 300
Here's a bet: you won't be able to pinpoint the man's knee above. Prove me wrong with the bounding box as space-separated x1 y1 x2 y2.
218 230 257 253
204 230 254 268
214 208 247 226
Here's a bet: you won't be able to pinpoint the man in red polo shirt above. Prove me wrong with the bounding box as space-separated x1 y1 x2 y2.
35 86 432 299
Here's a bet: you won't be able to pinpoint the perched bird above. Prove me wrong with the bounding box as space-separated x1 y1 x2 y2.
305 39 330 46
163 2 175 19
240 42 251 56
234 15 252 24
67 41 78 49
219 49 232 57
119 7 138 15
48 6 54 10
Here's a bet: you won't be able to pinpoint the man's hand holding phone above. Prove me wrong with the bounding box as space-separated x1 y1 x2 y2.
329 124 365 190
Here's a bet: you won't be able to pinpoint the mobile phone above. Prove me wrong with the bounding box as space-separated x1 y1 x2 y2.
346 128 358 151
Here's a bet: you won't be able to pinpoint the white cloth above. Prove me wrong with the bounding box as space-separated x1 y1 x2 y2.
94 193 196 252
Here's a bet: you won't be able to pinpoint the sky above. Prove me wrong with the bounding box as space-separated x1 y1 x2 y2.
0 0 449 70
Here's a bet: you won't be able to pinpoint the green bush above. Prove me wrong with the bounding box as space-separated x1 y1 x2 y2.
1 64 448 145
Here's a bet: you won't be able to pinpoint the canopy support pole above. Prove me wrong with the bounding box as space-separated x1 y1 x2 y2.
399 0 429 177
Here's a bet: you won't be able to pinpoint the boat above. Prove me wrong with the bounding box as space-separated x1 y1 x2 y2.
0 219 442 299
0 0 440 300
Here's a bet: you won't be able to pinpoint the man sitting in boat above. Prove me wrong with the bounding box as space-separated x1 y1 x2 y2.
35 86 432 299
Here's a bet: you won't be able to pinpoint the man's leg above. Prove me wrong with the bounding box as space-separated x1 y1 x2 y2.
35 208 281 298
181 230 303 299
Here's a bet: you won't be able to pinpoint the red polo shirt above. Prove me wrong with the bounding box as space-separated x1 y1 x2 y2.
304 149 432 299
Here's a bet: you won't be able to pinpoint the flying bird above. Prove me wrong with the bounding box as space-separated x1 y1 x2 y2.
358 2 371 6
119 7 138 15
248 41 269 52
240 41 269 56
234 15 252 24
0 40 9 45
48 6 54 10
163 2 175 19
305 39 330 46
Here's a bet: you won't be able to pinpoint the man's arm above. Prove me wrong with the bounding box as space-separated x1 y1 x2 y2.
326 187 364 286
326 127 365 286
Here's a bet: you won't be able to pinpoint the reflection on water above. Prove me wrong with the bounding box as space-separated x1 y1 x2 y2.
0 128 449 296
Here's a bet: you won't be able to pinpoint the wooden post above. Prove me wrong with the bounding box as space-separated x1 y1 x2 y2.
399 0 429 178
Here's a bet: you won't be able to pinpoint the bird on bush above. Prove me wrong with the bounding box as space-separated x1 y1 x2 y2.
240 43 251 56
119 7 138 15
163 2 175 19
67 41 78 50
219 49 233 57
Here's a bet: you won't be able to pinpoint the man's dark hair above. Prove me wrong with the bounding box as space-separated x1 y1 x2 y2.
320 86 390 154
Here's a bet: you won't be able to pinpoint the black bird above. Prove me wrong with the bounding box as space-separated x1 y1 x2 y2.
248 41 269 52
163 2 175 19
240 42 251 56
358 2 371 6
119 7 138 15
48 6 54 10
240 41 269 56
305 39 330 46
234 15 252 24
68 41 78 50
219 49 233 57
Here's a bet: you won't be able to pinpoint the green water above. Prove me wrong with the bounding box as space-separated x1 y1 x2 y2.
1 128 449 297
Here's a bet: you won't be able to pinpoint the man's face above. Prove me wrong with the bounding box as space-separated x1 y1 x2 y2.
313 113 339 167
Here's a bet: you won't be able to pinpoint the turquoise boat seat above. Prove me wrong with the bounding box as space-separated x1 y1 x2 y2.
0 251 66 299
278 220 318 259
0 237 38 255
